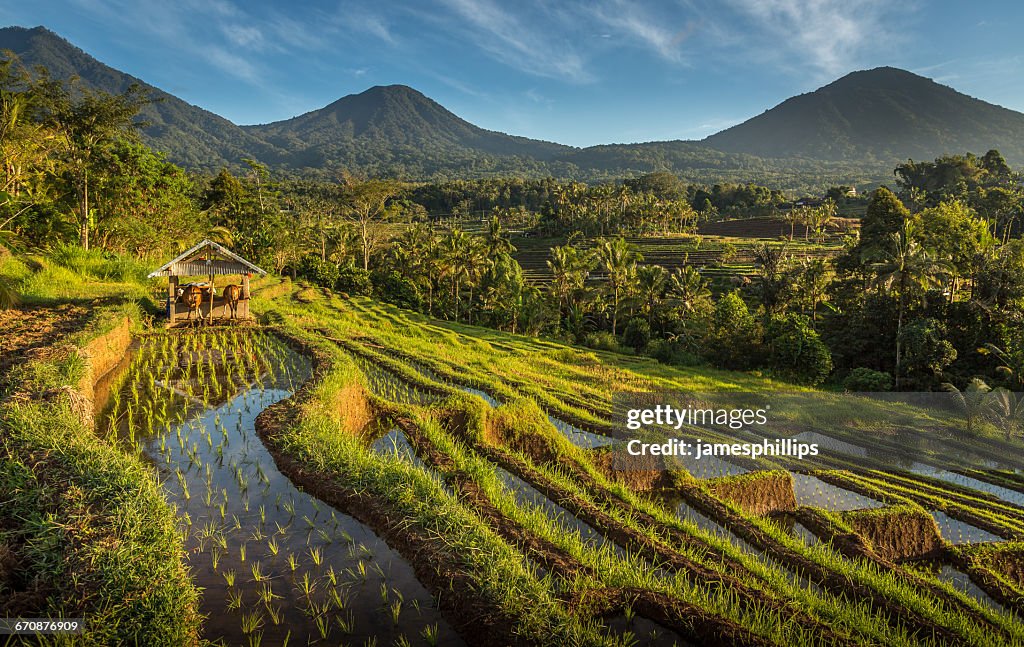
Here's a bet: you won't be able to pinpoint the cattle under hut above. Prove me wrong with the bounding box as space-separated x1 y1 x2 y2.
148 240 267 326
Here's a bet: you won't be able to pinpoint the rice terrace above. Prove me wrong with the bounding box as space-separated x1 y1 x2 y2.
5 10 1024 647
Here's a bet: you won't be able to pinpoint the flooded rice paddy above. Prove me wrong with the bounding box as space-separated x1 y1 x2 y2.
102 331 461 646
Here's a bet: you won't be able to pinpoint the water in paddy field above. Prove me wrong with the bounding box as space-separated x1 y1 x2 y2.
928 510 1004 545
791 474 885 511
106 334 461 647
492 465 627 558
911 560 1008 615
547 415 617 449
909 462 1024 509
792 431 868 458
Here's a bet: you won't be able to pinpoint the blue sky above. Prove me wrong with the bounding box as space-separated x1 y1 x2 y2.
3 1 1023 147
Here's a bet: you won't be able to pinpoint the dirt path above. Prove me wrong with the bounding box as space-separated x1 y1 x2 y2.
0 304 91 392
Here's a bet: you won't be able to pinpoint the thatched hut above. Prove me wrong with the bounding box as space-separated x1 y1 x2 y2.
148 240 266 325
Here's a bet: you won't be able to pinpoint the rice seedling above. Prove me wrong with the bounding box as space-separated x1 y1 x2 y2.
226 588 244 611
308 546 323 567
335 611 355 635
298 571 317 598
421 624 439 647
239 610 264 635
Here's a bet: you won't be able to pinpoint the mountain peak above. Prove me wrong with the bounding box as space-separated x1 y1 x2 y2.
703 66 1024 163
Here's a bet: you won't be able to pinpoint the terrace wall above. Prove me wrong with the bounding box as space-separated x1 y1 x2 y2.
75 315 133 428
707 471 797 515
845 507 945 561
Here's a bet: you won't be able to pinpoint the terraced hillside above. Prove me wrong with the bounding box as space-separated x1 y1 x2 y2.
4 266 1024 645
245 277 1024 645
512 217 855 286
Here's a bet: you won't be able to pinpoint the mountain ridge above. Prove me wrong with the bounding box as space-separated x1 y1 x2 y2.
3 25 1023 183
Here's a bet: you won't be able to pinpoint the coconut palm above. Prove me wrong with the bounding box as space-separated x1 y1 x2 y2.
667 265 711 315
547 244 590 327
483 214 515 257
636 265 667 327
941 378 992 437
594 237 641 335
810 199 837 243
988 388 1024 440
783 206 804 242
439 228 472 321
872 221 949 389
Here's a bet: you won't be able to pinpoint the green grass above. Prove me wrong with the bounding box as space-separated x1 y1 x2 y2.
0 305 200 646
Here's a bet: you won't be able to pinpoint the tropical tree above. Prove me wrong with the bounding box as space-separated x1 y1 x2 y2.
36 76 148 250
871 220 949 388
752 243 790 318
667 266 712 317
809 198 837 242
483 214 515 257
635 264 667 327
593 237 641 335
546 244 591 327
784 206 805 242
439 228 473 321
989 388 1024 440
789 258 831 323
941 378 992 437
344 178 403 271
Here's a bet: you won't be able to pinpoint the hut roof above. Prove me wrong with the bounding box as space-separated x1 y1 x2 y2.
148 240 267 278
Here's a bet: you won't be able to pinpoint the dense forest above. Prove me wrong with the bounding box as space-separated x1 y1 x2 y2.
3 58 1023 394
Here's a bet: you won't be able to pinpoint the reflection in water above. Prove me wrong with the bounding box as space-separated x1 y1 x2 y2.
492 465 626 557
929 510 1003 545
113 335 461 646
911 463 1024 509
791 474 885 511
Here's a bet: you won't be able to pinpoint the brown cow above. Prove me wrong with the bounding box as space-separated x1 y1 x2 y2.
180 284 204 322
223 284 243 320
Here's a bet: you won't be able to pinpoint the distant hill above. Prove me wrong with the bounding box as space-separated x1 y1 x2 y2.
3 26 1022 189
0 26 284 171
703 67 1024 164
245 85 572 173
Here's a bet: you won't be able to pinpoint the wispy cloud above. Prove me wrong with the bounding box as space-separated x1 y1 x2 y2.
723 0 907 76
431 0 592 82
591 0 694 64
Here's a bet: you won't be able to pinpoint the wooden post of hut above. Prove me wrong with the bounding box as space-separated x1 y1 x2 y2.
167 275 179 324
242 272 252 319
148 240 267 327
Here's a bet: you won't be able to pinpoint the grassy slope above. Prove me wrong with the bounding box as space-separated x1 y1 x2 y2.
0 256 200 645
252 278 1024 646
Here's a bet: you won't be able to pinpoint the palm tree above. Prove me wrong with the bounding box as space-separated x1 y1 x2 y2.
667 266 711 315
483 214 515 257
752 243 789 317
872 221 949 388
793 258 831 323
812 199 837 243
784 206 804 242
594 237 641 335
636 265 667 327
989 388 1024 440
464 237 487 323
547 244 585 327
440 228 472 321
941 378 992 437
